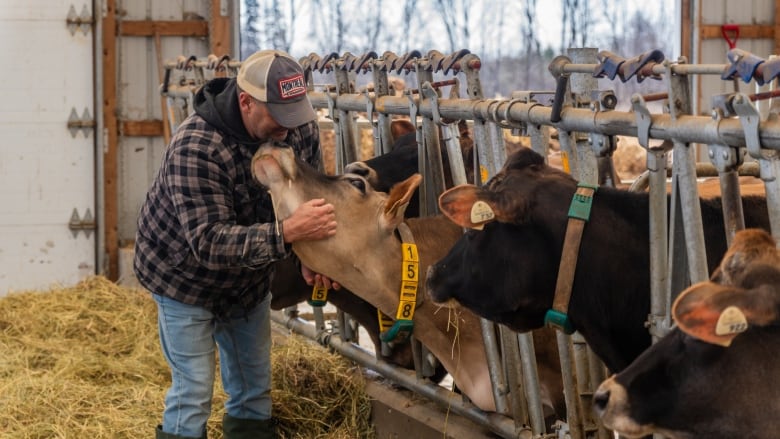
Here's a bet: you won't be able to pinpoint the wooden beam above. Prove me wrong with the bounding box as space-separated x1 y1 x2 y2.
681 0 691 60
210 0 231 57
775 0 780 53
700 24 775 40
121 120 164 137
119 20 208 37
102 0 119 281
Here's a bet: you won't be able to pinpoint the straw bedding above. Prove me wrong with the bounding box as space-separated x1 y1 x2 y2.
0 276 373 438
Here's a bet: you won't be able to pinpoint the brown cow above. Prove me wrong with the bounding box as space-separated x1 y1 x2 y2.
252 142 564 417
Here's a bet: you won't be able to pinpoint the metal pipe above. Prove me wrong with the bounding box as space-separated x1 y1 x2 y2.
94 0 105 276
556 333 583 439
270 310 527 439
305 93 780 150
517 332 546 435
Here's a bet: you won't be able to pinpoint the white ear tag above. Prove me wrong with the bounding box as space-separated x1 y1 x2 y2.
470 200 495 225
715 306 748 336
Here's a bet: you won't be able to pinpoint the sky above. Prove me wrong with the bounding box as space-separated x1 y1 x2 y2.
242 0 678 59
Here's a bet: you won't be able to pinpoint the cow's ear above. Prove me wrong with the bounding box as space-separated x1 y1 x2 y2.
438 184 499 230
382 174 422 230
672 281 780 347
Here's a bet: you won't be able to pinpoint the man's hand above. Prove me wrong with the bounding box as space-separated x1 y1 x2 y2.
282 198 337 243
301 264 341 290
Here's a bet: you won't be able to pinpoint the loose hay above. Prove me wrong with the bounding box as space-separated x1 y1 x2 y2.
0 276 373 438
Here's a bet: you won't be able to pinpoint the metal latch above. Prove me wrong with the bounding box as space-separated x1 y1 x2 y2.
66 4 94 36
69 208 96 238
67 108 95 138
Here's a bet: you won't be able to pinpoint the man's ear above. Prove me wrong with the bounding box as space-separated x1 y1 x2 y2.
438 184 497 230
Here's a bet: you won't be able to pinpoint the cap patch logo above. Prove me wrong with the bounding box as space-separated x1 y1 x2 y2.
278 74 306 99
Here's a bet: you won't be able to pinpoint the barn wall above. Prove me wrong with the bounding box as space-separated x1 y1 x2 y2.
696 0 776 116
116 1 211 246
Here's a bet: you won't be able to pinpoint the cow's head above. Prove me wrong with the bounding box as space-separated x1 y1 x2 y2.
593 230 780 438
251 143 421 290
425 219 557 331
438 147 574 229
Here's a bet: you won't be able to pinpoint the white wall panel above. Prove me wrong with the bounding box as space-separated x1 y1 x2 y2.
0 1 95 294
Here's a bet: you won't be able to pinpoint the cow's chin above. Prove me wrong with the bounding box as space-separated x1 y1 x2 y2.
429 297 460 309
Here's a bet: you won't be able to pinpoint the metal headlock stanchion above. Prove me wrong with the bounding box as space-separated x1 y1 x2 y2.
160 47 780 439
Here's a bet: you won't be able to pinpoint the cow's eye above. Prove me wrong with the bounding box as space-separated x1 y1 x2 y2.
348 177 366 192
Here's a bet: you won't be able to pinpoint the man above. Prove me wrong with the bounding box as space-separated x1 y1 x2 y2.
134 49 338 439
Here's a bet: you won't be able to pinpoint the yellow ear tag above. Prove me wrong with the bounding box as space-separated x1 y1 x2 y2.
470 200 495 228
715 306 748 336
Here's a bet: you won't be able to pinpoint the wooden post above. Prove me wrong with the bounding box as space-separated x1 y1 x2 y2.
210 0 231 57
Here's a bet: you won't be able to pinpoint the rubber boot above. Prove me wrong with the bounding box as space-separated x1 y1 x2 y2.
155 425 206 439
222 414 277 439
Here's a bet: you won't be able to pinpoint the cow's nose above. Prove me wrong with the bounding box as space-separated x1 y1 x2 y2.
344 162 370 177
592 388 610 414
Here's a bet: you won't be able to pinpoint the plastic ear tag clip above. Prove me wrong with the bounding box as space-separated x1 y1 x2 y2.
470 200 495 229
715 306 748 336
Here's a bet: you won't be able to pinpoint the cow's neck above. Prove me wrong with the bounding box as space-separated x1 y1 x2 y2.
294 216 496 411
537 185 653 372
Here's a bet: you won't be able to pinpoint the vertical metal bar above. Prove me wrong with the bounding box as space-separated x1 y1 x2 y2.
556 332 584 439
647 151 672 343
665 58 709 284
500 327 529 425
334 66 358 169
459 53 513 417
517 332 546 435
371 64 394 155
568 48 599 186
717 168 746 245
572 332 600 437
482 319 509 415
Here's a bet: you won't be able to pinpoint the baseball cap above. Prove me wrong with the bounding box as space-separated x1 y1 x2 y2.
237 50 317 128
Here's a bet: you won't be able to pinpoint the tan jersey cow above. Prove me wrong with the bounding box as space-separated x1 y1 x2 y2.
251 142 496 410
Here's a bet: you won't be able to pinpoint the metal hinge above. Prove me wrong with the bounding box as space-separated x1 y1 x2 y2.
69 208 96 238
66 4 94 36
67 107 95 138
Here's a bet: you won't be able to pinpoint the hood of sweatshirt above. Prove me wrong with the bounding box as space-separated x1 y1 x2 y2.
194 77 260 147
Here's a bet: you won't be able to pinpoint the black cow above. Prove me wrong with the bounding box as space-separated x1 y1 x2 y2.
345 120 474 218
425 146 770 373
593 228 780 438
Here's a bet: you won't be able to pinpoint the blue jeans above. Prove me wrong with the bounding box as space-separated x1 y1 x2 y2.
153 293 273 437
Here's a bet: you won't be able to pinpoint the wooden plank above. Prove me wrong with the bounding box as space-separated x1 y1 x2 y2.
103 0 119 281
364 379 497 439
775 0 780 52
700 24 775 39
119 20 208 37
681 0 692 60
121 120 164 137
209 0 231 57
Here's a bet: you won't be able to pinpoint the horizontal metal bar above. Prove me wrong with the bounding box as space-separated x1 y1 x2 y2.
558 62 727 77
307 91 780 150
270 310 529 439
